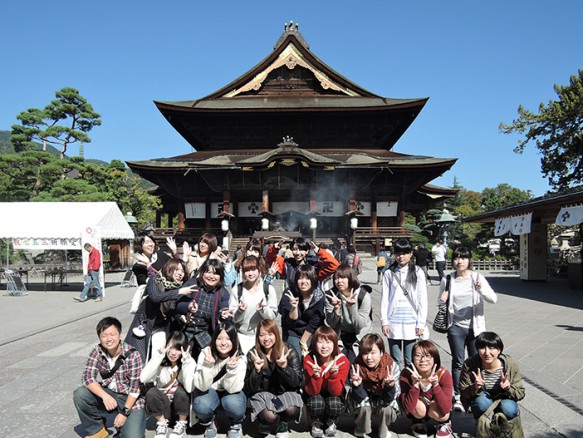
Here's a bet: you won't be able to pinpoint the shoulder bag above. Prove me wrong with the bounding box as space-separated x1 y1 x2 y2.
432 275 451 333
395 270 429 340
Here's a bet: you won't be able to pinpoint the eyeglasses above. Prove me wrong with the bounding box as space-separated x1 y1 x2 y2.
413 354 433 361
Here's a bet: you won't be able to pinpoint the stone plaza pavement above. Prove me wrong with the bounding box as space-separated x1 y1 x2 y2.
0 267 581 437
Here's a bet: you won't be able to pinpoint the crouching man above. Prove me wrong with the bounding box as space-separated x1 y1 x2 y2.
73 316 146 438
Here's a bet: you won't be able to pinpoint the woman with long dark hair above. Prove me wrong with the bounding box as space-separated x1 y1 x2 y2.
192 322 247 438
140 331 195 438
380 238 428 367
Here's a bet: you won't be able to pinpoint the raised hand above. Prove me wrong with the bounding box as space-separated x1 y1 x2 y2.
227 352 240 369
250 350 265 372
406 363 422 386
276 348 291 369
325 291 341 312
500 370 510 390
238 299 248 311
221 308 235 319
268 261 279 277
256 298 266 312
345 289 359 307
472 368 485 390
428 364 439 387
134 253 150 267
350 364 362 387
182 241 193 259
307 355 322 378
309 240 319 253
203 347 215 365
384 364 396 386
166 237 177 254
180 284 198 296
188 300 198 314
330 356 339 375
181 345 191 361
285 291 299 310
275 239 285 250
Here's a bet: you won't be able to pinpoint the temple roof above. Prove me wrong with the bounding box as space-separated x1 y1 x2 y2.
154 22 428 152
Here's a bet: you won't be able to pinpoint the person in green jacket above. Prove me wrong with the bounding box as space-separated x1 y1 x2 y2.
459 331 525 420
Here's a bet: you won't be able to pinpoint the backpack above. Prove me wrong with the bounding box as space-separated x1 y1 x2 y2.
358 285 373 321
237 281 270 302
376 255 387 268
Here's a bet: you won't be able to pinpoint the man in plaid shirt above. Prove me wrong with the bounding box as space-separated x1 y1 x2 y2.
73 317 146 438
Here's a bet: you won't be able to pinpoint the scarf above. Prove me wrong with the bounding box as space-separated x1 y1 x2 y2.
155 272 183 317
356 352 394 395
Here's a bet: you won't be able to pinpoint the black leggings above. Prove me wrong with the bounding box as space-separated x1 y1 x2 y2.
145 386 190 420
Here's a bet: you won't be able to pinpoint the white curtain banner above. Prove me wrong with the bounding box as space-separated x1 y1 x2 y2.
510 212 532 235
376 201 399 217
555 205 583 226
184 202 205 219
494 217 511 236
238 202 262 217
12 237 82 250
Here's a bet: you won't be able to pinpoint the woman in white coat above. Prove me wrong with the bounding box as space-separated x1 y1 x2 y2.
438 246 497 411
191 322 247 438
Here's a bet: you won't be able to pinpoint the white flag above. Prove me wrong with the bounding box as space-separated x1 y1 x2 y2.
494 217 511 236
510 212 532 235
555 205 583 226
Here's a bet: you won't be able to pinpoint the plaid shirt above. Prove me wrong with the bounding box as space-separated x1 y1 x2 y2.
184 285 229 349
82 341 144 410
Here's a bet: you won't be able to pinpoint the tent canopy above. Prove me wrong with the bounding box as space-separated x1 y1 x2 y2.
0 202 135 240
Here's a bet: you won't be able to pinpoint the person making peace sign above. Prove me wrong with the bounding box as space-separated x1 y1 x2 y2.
349 334 400 438
400 340 454 438
244 319 304 438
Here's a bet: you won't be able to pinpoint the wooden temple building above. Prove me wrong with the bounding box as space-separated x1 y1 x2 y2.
127 22 457 250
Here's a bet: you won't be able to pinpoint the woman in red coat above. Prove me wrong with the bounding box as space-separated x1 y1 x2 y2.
400 340 454 438
303 326 350 438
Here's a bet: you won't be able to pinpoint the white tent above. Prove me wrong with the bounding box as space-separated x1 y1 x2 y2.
0 202 134 246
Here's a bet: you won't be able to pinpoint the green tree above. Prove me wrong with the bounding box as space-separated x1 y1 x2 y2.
481 183 532 211
10 87 101 159
500 70 583 190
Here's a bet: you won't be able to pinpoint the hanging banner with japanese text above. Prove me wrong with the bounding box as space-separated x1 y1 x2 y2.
494 217 511 236
555 205 583 226
510 212 532 235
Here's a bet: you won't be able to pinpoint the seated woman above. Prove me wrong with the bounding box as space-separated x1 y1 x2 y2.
325 264 372 363
126 258 196 362
140 331 196 438
303 326 350 438
400 340 453 438
73 317 146 438
278 264 325 358
192 322 247 438
229 256 278 354
172 258 231 359
245 319 303 438
460 332 525 428
349 334 400 438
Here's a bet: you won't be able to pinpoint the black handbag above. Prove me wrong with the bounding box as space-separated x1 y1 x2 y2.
432 275 451 333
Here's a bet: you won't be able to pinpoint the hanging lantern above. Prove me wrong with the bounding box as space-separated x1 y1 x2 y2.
350 217 359 230
309 217 318 230
261 217 269 230
221 219 229 232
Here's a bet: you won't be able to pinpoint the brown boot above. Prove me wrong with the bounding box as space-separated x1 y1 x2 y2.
86 426 108 438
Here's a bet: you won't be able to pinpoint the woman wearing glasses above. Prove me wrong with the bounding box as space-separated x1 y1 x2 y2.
400 340 453 438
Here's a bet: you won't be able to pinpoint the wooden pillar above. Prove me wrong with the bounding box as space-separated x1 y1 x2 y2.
177 211 185 232
167 212 173 229
398 210 406 227
156 210 162 228
262 190 269 213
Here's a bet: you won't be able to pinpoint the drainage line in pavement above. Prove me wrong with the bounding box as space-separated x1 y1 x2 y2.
0 302 128 347
522 375 583 417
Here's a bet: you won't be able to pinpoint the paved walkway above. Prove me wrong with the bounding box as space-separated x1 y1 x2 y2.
0 268 581 437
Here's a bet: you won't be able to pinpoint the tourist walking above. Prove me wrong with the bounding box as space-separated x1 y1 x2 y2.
74 243 103 302
414 243 433 285
431 240 447 282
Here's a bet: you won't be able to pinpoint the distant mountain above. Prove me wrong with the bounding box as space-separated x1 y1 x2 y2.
0 130 107 165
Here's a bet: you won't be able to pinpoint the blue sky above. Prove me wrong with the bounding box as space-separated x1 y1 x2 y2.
1 1 581 197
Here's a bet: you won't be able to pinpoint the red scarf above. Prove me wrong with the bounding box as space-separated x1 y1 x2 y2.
356 352 394 395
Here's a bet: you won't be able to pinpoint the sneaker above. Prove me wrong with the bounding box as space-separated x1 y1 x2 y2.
204 421 217 438
311 421 324 438
435 421 453 438
275 421 289 438
411 423 428 438
227 423 242 438
155 421 168 438
324 421 337 437
169 420 187 438
354 429 365 437
94 297 103 302
73 296 87 302
453 394 464 412
132 325 146 338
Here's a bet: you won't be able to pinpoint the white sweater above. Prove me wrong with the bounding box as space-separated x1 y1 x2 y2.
140 350 196 394
192 346 247 393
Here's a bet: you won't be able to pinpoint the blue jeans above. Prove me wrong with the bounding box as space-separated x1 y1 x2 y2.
471 392 519 420
192 388 246 425
285 332 310 359
389 338 415 368
80 270 103 299
73 386 146 438
447 324 477 394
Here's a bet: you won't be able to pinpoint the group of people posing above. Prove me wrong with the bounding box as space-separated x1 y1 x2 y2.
73 233 525 438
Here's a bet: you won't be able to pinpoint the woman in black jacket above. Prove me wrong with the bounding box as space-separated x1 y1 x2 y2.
245 319 303 438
